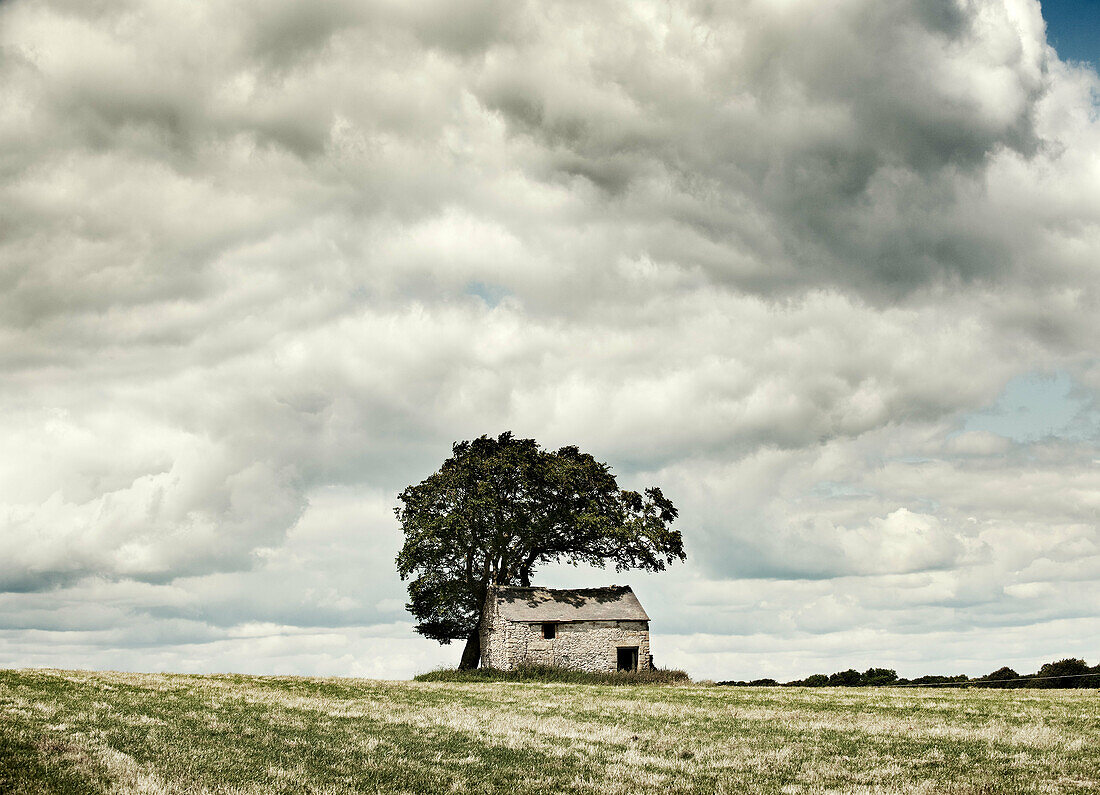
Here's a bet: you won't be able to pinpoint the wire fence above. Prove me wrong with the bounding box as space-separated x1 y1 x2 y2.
892 671 1100 688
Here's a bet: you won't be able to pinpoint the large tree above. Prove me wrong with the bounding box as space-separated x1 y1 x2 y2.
395 432 685 669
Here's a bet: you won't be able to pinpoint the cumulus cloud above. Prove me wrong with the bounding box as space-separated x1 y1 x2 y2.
0 0 1097 678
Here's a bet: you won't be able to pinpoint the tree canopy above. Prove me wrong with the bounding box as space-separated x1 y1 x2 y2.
395 432 685 668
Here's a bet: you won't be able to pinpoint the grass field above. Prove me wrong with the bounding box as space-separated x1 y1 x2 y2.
1 669 1098 794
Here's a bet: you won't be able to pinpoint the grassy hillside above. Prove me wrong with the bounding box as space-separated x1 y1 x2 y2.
1 669 1098 794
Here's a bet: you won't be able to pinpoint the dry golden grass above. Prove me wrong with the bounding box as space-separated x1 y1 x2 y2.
1 669 1098 794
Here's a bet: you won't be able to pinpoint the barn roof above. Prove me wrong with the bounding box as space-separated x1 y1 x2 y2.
491 585 649 622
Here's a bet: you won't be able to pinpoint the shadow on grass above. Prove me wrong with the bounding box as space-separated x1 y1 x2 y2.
0 725 109 795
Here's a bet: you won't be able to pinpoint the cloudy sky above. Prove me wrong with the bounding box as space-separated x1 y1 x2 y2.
1 0 1098 682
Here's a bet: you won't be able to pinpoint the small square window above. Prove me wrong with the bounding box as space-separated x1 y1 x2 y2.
541 622 556 639
617 646 639 672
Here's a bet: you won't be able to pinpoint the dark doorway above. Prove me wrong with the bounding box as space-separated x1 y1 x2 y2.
616 646 638 672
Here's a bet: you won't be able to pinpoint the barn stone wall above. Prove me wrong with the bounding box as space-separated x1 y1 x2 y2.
479 592 510 669
480 597 650 672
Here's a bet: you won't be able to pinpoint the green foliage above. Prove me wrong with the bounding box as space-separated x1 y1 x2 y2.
1034 658 1091 688
395 432 685 661
860 667 899 687
977 666 1020 688
828 669 863 687
775 669 895 688
413 663 691 686
771 659 1100 689
904 674 970 687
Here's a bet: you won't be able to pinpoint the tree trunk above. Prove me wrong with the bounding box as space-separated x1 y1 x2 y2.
458 628 481 670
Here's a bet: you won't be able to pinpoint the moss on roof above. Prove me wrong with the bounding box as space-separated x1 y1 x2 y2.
491 585 649 622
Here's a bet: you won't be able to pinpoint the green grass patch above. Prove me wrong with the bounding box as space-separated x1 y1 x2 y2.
2 669 1098 794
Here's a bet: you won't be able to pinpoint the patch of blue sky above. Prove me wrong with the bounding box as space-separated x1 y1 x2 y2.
464 280 509 307
960 370 1099 443
1042 0 1100 71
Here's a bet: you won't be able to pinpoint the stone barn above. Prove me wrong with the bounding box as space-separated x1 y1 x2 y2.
479 585 651 672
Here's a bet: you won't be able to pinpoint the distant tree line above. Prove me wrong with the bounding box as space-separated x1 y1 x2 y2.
719 658 1100 688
